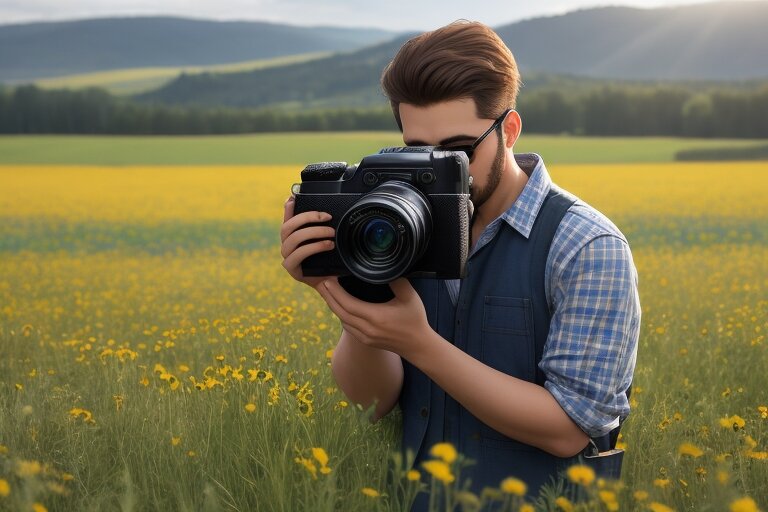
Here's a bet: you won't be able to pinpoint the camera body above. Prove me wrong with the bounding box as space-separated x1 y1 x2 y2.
293 147 472 285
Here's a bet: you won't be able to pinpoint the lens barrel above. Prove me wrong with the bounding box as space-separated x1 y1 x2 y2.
337 181 432 284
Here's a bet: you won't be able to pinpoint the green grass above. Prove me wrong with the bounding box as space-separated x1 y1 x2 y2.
2 134 768 166
29 53 333 96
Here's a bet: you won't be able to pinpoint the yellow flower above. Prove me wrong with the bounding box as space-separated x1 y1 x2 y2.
599 490 619 511
407 469 421 481
555 496 574 512
0 478 10 497
519 505 535 512
566 465 595 486
717 471 729 485
719 415 746 430
429 442 457 464
69 407 96 425
678 442 704 458
653 478 671 488
311 447 329 468
730 497 759 512
294 457 317 480
758 406 768 419
500 476 527 496
361 487 380 498
421 460 455 484
171 436 181 446
747 451 768 460
244 403 256 413
648 502 675 512
32 503 47 512
634 490 649 501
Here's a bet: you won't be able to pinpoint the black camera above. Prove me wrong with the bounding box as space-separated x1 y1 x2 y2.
292 147 472 295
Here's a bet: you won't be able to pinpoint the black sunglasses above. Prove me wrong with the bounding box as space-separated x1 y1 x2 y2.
436 108 512 162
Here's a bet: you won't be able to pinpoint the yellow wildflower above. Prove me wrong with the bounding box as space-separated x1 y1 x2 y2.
32 503 47 512
653 478 671 488
678 442 704 458
634 490 649 501
311 447 331 474
361 487 380 497
599 490 619 511
171 436 181 446
555 496 574 512
719 415 746 430
566 465 595 486
429 442 457 464
500 476 527 496
244 403 256 413
294 457 317 480
407 469 421 481
519 505 535 512
730 497 759 512
421 460 455 484
648 502 675 512
0 478 9 497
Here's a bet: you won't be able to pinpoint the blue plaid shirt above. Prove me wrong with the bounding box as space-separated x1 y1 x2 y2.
445 153 641 438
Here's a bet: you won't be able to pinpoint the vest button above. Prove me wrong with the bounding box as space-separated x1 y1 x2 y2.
420 407 429 418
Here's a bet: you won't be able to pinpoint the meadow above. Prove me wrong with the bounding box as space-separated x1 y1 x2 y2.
0 134 766 511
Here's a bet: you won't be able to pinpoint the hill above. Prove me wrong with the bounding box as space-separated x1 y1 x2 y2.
134 1 768 109
0 17 398 82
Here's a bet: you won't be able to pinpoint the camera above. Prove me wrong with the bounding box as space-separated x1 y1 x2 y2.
292 147 472 291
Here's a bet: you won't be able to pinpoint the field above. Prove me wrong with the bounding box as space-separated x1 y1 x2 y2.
0 134 766 511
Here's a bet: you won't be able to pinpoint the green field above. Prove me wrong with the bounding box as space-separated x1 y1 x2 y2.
1 134 768 166
29 53 332 96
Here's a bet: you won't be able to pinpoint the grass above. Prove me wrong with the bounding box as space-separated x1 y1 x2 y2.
28 53 333 96
0 159 766 511
1 134 768 166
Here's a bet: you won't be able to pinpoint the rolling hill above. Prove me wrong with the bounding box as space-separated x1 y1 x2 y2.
0 17 398 82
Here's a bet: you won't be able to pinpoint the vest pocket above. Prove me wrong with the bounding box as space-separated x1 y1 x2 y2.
481 296 535 382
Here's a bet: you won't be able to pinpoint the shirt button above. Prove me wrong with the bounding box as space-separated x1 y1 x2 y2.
420 407 429 418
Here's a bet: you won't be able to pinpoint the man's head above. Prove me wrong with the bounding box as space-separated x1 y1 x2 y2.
381 20 521 131
381 21 523 211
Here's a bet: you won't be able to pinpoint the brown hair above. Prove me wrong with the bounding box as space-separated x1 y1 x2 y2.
380 20 521 130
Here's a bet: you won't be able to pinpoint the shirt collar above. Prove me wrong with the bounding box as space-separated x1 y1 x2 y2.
498 153 552 239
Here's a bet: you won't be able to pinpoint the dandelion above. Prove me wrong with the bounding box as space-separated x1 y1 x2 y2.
730 497 759 512
555 496 574 512
311 447 332 474
653 478 671 489
634 490 649 501
566 465 595 486
429 442 457 464
648 502 675 512
294 457 317 479
599 490 619 511
678 442 704 458
500 476 527 496
519 504 535 512
421 460 455 484
361 487 380 498
69 407 95 425
32 503 47 512
719 415 746 430
244 403 256 413
0 479 9 497
171 436 181 446
16 460 42 477
758 406 768 419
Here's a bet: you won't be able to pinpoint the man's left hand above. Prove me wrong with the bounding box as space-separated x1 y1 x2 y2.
316 277 431 360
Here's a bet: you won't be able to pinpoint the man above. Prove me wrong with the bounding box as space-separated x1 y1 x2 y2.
280 20 640 504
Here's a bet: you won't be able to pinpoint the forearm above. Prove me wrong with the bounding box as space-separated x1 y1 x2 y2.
331 328 404 421
407 329 589 457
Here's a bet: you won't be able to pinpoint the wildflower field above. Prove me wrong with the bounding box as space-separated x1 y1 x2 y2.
0 136 766 511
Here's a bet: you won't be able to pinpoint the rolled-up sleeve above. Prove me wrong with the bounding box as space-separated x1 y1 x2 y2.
541 233 641 438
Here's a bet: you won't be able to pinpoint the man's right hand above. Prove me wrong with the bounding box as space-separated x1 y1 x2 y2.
280 195 335 289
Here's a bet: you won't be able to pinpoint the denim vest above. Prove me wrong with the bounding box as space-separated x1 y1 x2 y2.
401 184 622 508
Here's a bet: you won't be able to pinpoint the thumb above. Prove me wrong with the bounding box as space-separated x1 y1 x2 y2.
388 278 415 300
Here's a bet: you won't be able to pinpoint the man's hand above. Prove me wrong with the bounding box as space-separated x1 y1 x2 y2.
280 195 335 289
317 277 431 360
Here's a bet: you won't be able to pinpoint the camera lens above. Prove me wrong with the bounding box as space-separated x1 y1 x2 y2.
363 219 396 254
337 181 432 284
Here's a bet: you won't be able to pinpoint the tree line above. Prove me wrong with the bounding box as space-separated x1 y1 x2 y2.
1 84 767 138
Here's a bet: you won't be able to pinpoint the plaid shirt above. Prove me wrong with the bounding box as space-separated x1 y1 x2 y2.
445 153 641 438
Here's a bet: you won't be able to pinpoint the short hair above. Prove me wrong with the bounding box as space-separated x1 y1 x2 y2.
380 20 521 131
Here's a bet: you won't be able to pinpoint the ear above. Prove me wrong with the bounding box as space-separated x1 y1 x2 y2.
502 109 522 148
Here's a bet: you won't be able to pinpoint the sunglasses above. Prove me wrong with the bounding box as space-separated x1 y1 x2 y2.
435 108 513 162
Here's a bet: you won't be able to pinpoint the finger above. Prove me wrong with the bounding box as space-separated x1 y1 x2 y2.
388 278 415 300
341 324 368 344
283 196 295 223
322 278 370 318
281 225 335 259
280 210 332 243
317 283 366 333
282 240 335 273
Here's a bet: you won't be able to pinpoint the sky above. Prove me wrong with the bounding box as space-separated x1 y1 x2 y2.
0 0 750 31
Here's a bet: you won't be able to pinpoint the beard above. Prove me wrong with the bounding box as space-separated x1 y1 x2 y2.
469 129 505 212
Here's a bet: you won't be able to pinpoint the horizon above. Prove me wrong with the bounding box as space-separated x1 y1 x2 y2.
0 0 763 31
